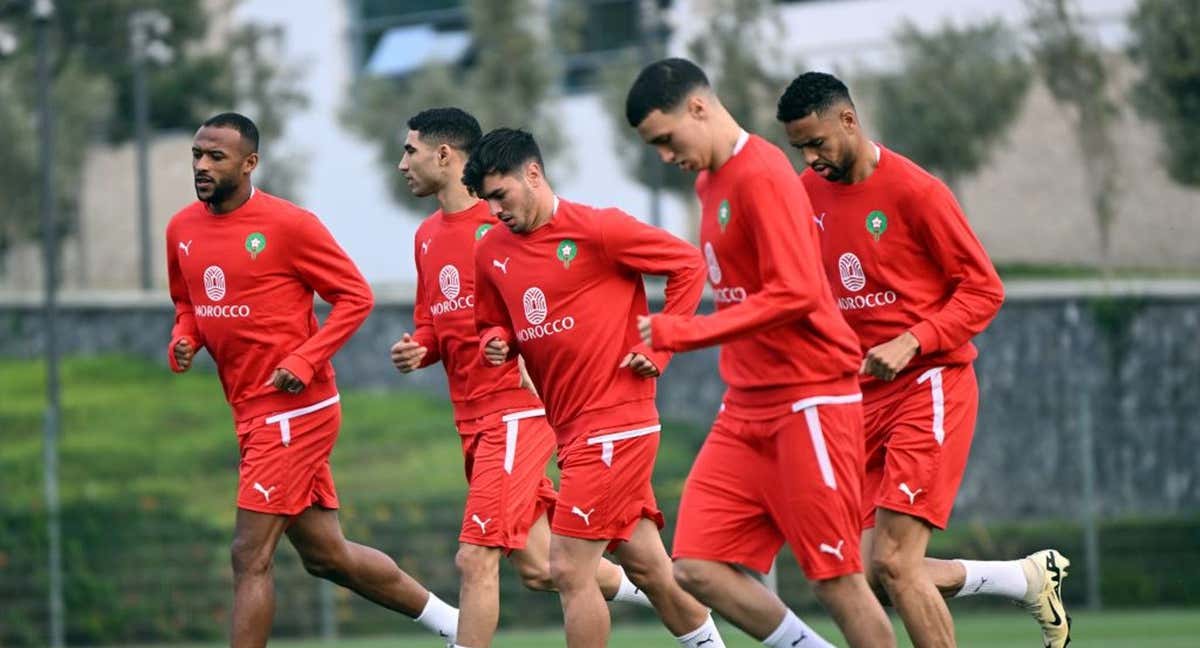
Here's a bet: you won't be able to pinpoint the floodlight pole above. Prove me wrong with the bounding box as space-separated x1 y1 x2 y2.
34 0 65 645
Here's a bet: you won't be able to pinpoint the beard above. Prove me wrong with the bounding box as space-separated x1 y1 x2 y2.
198 176 238 205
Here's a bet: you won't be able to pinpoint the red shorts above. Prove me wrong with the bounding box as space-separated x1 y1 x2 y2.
236 394 342 516
552 418 664 551
457 407 558 552
673 397 865 580
862 364 978 530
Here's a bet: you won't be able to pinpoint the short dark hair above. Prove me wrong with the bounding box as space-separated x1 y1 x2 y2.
407 107 482 152
461 128 544 196
776 72 855 123
202 112 260 152
625 57 710 127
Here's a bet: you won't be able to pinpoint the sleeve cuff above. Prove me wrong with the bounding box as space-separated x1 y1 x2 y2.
277 354 316 386
411 330 440 368
479 326 516 365
650 314 682 352
167 335 197 373
631 343 672 374
908 321 938 356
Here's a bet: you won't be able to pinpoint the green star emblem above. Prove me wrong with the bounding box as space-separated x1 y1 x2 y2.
556 239 578 268
245 232 267 259
718 199 731 233
866 211 888 242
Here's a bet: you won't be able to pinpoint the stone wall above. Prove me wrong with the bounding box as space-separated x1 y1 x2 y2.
3 284 1197 521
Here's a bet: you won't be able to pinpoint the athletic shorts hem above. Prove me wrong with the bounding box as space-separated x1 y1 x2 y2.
671 549 774 575
234 501 337 517
867 502 949 531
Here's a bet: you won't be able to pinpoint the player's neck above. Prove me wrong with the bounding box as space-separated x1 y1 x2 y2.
437 179 477 215
708 118 746 172
845 138 880 184
528 190 557 233
206 183 253 215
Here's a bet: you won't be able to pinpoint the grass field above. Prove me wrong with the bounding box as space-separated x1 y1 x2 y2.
128 609 1200 648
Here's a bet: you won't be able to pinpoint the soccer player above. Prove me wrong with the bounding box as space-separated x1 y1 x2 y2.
626 58 896 648
466 128 726 648
166 113 458 647
776 71 1070 648
389 108 652 647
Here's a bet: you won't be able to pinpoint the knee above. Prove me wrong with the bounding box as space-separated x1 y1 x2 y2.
516 561 555 592
298 544 350 581
456 544 501 583
868 545 913 589
230 537 273 578
672 559 714 599
548 550 589 591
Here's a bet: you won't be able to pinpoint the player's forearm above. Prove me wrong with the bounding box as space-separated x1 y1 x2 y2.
652 294 803 352
284 291 373 384
910 283 1004 355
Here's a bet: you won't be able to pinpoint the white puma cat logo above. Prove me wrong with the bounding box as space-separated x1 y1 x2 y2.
813 213 827 231
179 240 192 256
571 506 595 526
818 539 845 561
471 514 492 534
492 257 510 274
899 482 923 505
252 482 276 502
420 239 430 255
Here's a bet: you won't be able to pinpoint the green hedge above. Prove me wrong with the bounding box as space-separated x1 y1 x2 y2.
3 501 1197 646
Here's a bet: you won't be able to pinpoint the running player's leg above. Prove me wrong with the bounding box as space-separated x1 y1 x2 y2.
868 510 954 646
673 413 831 647
615 519 722 647
508 511 650 606
454 409 554 645
780 401 894 648
266 404 457 641
863 366 974 647
229 509 290 648
549 533 610 648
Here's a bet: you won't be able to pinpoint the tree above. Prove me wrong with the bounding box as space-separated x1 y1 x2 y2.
227 23 309 198
343 0 559 210
872 20 1031 195
1128 0 1200 186
1027 0 1120 269
597 0 795 238
0 0 308 267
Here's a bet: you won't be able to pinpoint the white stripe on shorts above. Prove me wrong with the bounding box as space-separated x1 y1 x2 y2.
917 367 946 446
800 406 838 490
586 424 661 467
264 393 340 447
502 409 545 474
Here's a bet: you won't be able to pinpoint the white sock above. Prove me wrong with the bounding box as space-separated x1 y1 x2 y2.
955 559 1029 600
610 567 654 608
762 609 835 648
414 592 458 643
676 614 725 647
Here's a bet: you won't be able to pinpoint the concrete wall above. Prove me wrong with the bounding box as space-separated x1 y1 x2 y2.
3 282 1197 522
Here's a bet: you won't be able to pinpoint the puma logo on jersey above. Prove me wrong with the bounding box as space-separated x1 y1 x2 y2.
493 257 510 274
696 634 715 646
570 506 595 526
818 540 845 561
471 514 492 534
420 239 430 255
252 482 276 502
179 240 193 256
899 482 923 505
813 213 827 231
